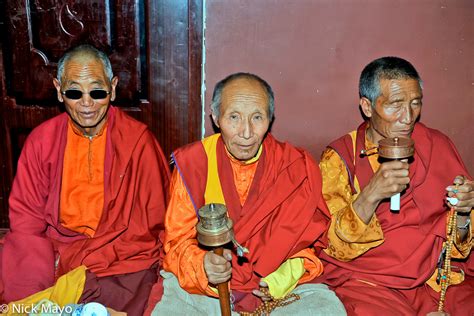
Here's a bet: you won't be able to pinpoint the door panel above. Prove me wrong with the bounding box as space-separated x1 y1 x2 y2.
0 0 203 227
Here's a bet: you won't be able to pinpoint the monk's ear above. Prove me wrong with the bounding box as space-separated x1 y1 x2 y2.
211 111 220 128
53 78 63 102
110 76 119 101
360 97 373 118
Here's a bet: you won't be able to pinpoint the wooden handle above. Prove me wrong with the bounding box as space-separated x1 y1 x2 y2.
214 247 231 316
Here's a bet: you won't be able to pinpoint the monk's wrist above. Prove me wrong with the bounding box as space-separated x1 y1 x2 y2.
353 194 377 224
456 214 470 230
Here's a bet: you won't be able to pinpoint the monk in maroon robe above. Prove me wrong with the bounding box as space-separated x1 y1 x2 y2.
315 57 473 315
1 45 170 316
153 73 345 315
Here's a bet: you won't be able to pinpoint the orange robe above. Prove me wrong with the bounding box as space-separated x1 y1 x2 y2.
163 133 330 312
60 120 107 237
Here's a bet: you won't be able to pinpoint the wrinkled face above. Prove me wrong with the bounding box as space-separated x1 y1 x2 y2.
361 78 422 144
212 78 271 161
53 58 118 136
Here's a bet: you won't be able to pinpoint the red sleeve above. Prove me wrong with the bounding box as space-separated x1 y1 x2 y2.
2 134 56 301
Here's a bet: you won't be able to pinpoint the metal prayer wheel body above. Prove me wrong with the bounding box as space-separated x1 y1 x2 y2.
196 203 233 247
378 137 415 159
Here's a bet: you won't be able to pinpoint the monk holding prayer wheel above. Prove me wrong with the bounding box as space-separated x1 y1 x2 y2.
154 73 345 315
314 56 473 316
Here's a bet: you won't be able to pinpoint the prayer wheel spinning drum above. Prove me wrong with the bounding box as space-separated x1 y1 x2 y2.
378 137 415 212
196 203 234 247
378 137 414 160
196 203 233 316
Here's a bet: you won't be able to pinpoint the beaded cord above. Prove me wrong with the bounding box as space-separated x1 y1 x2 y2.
437 199 458 312
240 287 300 316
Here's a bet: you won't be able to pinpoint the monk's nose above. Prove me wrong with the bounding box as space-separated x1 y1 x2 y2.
400 104 413 124
80 93 94 107
240 119 253 139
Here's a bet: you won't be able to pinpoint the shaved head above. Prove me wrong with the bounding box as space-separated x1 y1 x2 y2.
57 45 113 83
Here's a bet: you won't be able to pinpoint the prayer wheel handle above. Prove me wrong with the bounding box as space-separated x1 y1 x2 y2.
196 203 233 316
214 247 232 316
378 137 415 212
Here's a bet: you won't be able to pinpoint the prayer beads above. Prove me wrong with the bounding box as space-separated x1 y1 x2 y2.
437 206 457 312
239 287 300 316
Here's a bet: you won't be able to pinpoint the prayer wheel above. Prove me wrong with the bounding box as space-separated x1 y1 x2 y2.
378 137 415 212
378 137 414 160
196 203 233 316
196 203 233 247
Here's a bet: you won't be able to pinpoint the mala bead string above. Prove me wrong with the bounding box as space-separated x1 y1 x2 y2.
240 287 300 316
437 192 458 312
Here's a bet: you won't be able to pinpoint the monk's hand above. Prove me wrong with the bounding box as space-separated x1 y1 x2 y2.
353 160 410 223
446 175 474 214
252 280 272 302
204 249 232 285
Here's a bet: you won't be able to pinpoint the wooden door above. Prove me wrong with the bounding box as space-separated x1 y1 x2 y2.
0 0 203 228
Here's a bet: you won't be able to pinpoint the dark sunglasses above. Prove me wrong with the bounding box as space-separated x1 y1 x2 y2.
61 89 111 100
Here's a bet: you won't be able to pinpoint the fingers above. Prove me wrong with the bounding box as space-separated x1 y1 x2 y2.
222 248 233 261
446 175 468 192
446 176 473 213
203 250 232 284
252 279 271 301
364 160 410 203
382 160 409 170
207 271 232 284
448 192 473 211
354 160 412 220
452 175 466 186
379 161 410 182
381 169 410 181
252 289 272 301
208 253 229 266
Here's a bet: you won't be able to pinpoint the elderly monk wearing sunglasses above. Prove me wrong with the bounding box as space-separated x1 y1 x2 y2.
1 45 170 315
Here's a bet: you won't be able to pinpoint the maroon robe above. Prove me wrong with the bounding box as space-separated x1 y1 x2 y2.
2 107 170 315
315 122 473 315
